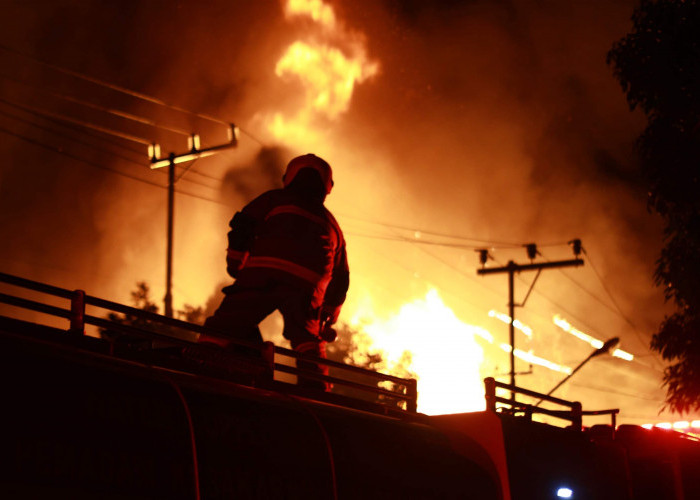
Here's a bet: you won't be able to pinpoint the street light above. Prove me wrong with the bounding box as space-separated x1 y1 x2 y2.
535 337 620 407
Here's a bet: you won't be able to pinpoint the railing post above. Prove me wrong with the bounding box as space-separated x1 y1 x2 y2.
261 341 275 381
69 289 85 336
571 401 582 431
484 377 497 412
406 378 418 412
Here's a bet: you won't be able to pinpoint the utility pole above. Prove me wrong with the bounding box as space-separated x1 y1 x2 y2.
149 125 238 317
477 240 584 399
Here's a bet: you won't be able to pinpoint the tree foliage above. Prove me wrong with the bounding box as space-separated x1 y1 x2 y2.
608 0 700 413
100 282 204 345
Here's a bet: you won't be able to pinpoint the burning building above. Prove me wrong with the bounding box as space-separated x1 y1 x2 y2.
0 0 693 425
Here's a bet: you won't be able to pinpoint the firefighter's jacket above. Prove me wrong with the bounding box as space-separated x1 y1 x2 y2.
226 187 349 322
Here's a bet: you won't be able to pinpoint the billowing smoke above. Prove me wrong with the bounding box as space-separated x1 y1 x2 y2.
0 1 683 421
221 146 288 204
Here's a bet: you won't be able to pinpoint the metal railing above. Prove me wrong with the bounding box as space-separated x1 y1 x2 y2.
484 377 619 431
0 271 417 413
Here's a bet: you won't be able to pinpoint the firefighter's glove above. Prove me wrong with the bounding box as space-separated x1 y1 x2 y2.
319 324 337 342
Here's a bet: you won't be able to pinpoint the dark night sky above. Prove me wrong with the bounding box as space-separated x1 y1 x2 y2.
0 0 691 422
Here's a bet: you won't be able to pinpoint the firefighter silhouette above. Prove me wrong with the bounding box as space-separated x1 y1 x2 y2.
201 154 349 390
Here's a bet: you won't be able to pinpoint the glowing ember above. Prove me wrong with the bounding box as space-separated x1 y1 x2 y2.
350 289 488 415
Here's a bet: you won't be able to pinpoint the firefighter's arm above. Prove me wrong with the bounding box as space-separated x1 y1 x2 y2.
226 211 256 278
321 241 350 326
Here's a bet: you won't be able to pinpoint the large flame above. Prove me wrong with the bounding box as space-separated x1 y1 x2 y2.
268 0 379 144
275 41 376 120
269 1 484 416
350 289 488 415
284 0 337 29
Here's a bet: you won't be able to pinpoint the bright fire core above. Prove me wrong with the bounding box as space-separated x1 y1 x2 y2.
351 290 488 415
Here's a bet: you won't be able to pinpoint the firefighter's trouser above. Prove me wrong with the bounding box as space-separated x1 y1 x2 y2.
203 277 329 390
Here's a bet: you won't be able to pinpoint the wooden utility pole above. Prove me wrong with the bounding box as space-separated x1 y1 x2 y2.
477 241 584 398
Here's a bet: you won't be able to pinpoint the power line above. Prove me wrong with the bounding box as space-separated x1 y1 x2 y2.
0 103 221 193
582 247 664 368
238 127 268 147
343 208 608 346
551 253 663 364
0 96 150 146
534 248 641 326
0 124 162 187
0 96 145 154
176 157 200 183
0 72 191 137
181 166 223 182
488 253 612 340
340 214 577 252
346 231 506 250
171 185 228 207
554 263 624 317
0 42 231 128
0 125 229 206
342 206 513 320
569 381 664 403
351 235 662 389
338 214 526 248
0 44 283 187
477 253 664 374
367 223 508 303
0 105 143 166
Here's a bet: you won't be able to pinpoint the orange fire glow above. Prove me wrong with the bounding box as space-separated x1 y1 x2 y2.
284 0 336 28
350 289 489 415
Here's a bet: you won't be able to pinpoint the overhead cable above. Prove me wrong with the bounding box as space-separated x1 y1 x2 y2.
0 96 150 146
338 214 525 248
0 44 291 161
0 42 230 127
0 125 227 206
0 72 191 136
537 250 627 319
0 106 143 166
238 127 268 147
0 105 220 192
340 214 575 251
347 232 499 250
493 251 663 373
569 381 664 402
0 96 145 154
582 247 664 368
0 124 160 186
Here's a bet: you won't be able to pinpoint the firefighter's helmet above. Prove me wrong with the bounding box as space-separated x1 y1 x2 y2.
283 154 334 194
